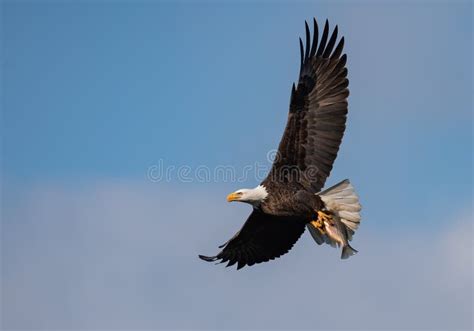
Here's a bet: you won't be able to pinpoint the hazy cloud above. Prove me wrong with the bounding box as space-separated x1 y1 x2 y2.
2 181 472 330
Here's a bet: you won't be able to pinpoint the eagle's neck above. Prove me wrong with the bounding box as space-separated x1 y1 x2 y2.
247 185 269 207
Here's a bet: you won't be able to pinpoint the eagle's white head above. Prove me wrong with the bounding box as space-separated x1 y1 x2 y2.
227 185 268 206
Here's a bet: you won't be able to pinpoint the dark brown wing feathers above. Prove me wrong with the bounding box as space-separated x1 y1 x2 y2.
267 18 349 193
199 211 306 269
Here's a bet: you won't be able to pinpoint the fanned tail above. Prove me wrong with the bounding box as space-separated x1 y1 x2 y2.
318 179 361 241
307 179 362 259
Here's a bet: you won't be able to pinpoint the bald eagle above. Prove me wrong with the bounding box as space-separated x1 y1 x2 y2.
199 19 361 269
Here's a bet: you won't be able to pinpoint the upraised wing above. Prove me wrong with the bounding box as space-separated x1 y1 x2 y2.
265 19 349 193
199 210 305 269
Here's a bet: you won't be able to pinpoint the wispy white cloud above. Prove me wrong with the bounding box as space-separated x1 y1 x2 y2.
2 181 472 330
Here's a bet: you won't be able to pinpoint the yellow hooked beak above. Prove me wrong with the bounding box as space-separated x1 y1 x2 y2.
226 192 241 202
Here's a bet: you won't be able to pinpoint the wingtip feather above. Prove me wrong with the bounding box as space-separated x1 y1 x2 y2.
304 20 311 60
310 18 319 57
198 254 218 262
299 37 304 72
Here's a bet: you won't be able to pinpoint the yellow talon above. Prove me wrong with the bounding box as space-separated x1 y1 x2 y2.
317 210 333 223
310 210 334 235
310 219 326 235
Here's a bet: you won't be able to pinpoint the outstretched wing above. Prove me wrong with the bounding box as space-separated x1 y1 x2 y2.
199 211 305 269
265 19 349 193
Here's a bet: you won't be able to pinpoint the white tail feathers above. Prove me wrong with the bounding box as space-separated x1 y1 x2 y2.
318 179 362 235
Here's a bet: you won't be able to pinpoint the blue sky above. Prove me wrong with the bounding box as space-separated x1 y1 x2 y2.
2 1 473 330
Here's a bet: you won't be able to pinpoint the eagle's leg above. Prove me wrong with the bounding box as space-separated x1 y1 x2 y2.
310 210 333 235
317 210 333 224
310 219 326 234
